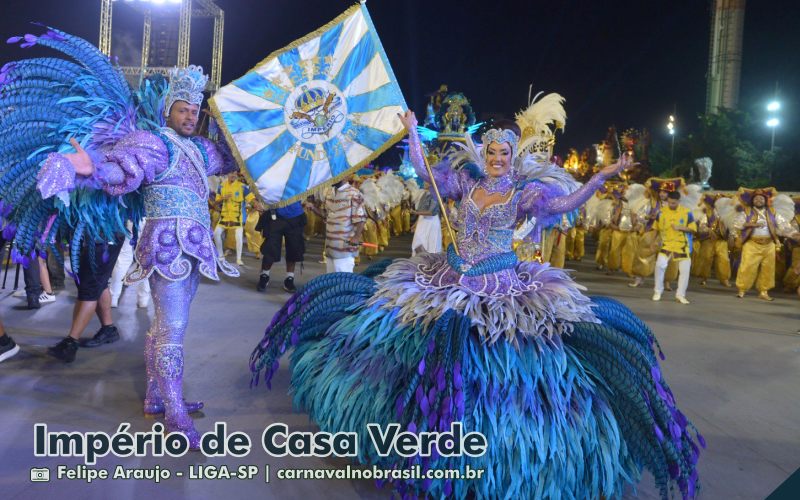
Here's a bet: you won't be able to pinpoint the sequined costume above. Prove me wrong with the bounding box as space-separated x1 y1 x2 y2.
250 109 703 498
25 47 237 445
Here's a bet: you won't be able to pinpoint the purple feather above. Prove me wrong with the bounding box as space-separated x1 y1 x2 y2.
420 395 430 416
453 371 463 390
421 478 432 491
668 461 679 479
427 387 436 405
659 350 666 360
290 331 299 345
696 431 706 448
417 359 426 375
669 421 681 440
650 366 661 382
443 480 453 496
407 422 417 433
395 398 405 418
3 222 17 240
6 36 22 44
427 412 437 428
653 424 664 442
427 339 435 354
435 368 446 391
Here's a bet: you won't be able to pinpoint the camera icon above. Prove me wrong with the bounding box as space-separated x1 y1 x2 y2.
30 467 50 482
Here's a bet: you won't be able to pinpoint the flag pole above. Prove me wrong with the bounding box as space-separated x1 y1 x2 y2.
420 145 459 256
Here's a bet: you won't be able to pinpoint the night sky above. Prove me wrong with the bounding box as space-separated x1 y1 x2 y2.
2 0 798 156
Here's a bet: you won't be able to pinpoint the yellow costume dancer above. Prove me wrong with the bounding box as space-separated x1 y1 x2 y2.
628 178 690 288
593 183 630 274
548 222 569 269
694 194 732 287
565 207 586 261
214 173 255 266
781 197 800 293
727 188 800 300
651 192 697 304
244 206 264 256
358 177 384 259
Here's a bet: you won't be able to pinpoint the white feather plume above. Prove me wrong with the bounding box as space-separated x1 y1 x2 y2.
377 172 404 208
515 92 566 154
359 178 381 212
773 193 795 222
715 196 737 231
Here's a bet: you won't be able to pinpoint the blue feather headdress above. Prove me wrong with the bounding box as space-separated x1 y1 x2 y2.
0 25 167 275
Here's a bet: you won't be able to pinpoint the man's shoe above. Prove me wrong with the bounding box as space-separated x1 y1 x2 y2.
675 296 690 305
665 283 673 291
736 290 745 298
26 295 41 310
236 259 244 266
81 325 120 348
47 337 78 363
758 291 774 302
257 274 269 292
652 292 662 301
12 289 26 298
283 276 297 293
699 280 707 287
0 337 20 363
721 280 731 288
38 292 56 304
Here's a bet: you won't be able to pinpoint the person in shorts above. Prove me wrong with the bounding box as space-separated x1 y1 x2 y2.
256 201 306 293
47 239 124 362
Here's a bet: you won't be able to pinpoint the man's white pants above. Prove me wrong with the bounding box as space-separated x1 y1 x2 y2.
109 238 151 305
214 225 243 262
326 256 355 273
654 253 691 297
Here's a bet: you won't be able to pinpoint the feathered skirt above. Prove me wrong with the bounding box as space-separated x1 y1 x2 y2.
250 255 703 499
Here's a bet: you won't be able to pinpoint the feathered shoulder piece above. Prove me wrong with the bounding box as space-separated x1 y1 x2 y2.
681 184 703 215
0 26 150 271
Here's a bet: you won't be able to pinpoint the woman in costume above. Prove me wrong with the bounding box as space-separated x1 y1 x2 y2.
250 103 703 499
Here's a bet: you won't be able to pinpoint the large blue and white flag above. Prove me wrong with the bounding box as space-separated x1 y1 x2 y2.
210 3 407 207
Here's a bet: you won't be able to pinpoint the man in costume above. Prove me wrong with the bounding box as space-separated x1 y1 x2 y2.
249 99 703 499
213 171 254 266
727 188 799 301
694 193 732 287
651 191 696 304
628 178 697 289
35 58 238 445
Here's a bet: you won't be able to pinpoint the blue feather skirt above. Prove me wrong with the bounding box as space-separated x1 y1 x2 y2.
250 259 703 499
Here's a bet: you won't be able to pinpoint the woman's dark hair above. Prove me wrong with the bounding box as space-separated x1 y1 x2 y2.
490 118 521 138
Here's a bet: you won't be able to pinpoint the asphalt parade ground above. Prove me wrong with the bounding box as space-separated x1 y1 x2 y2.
1 234 798 499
